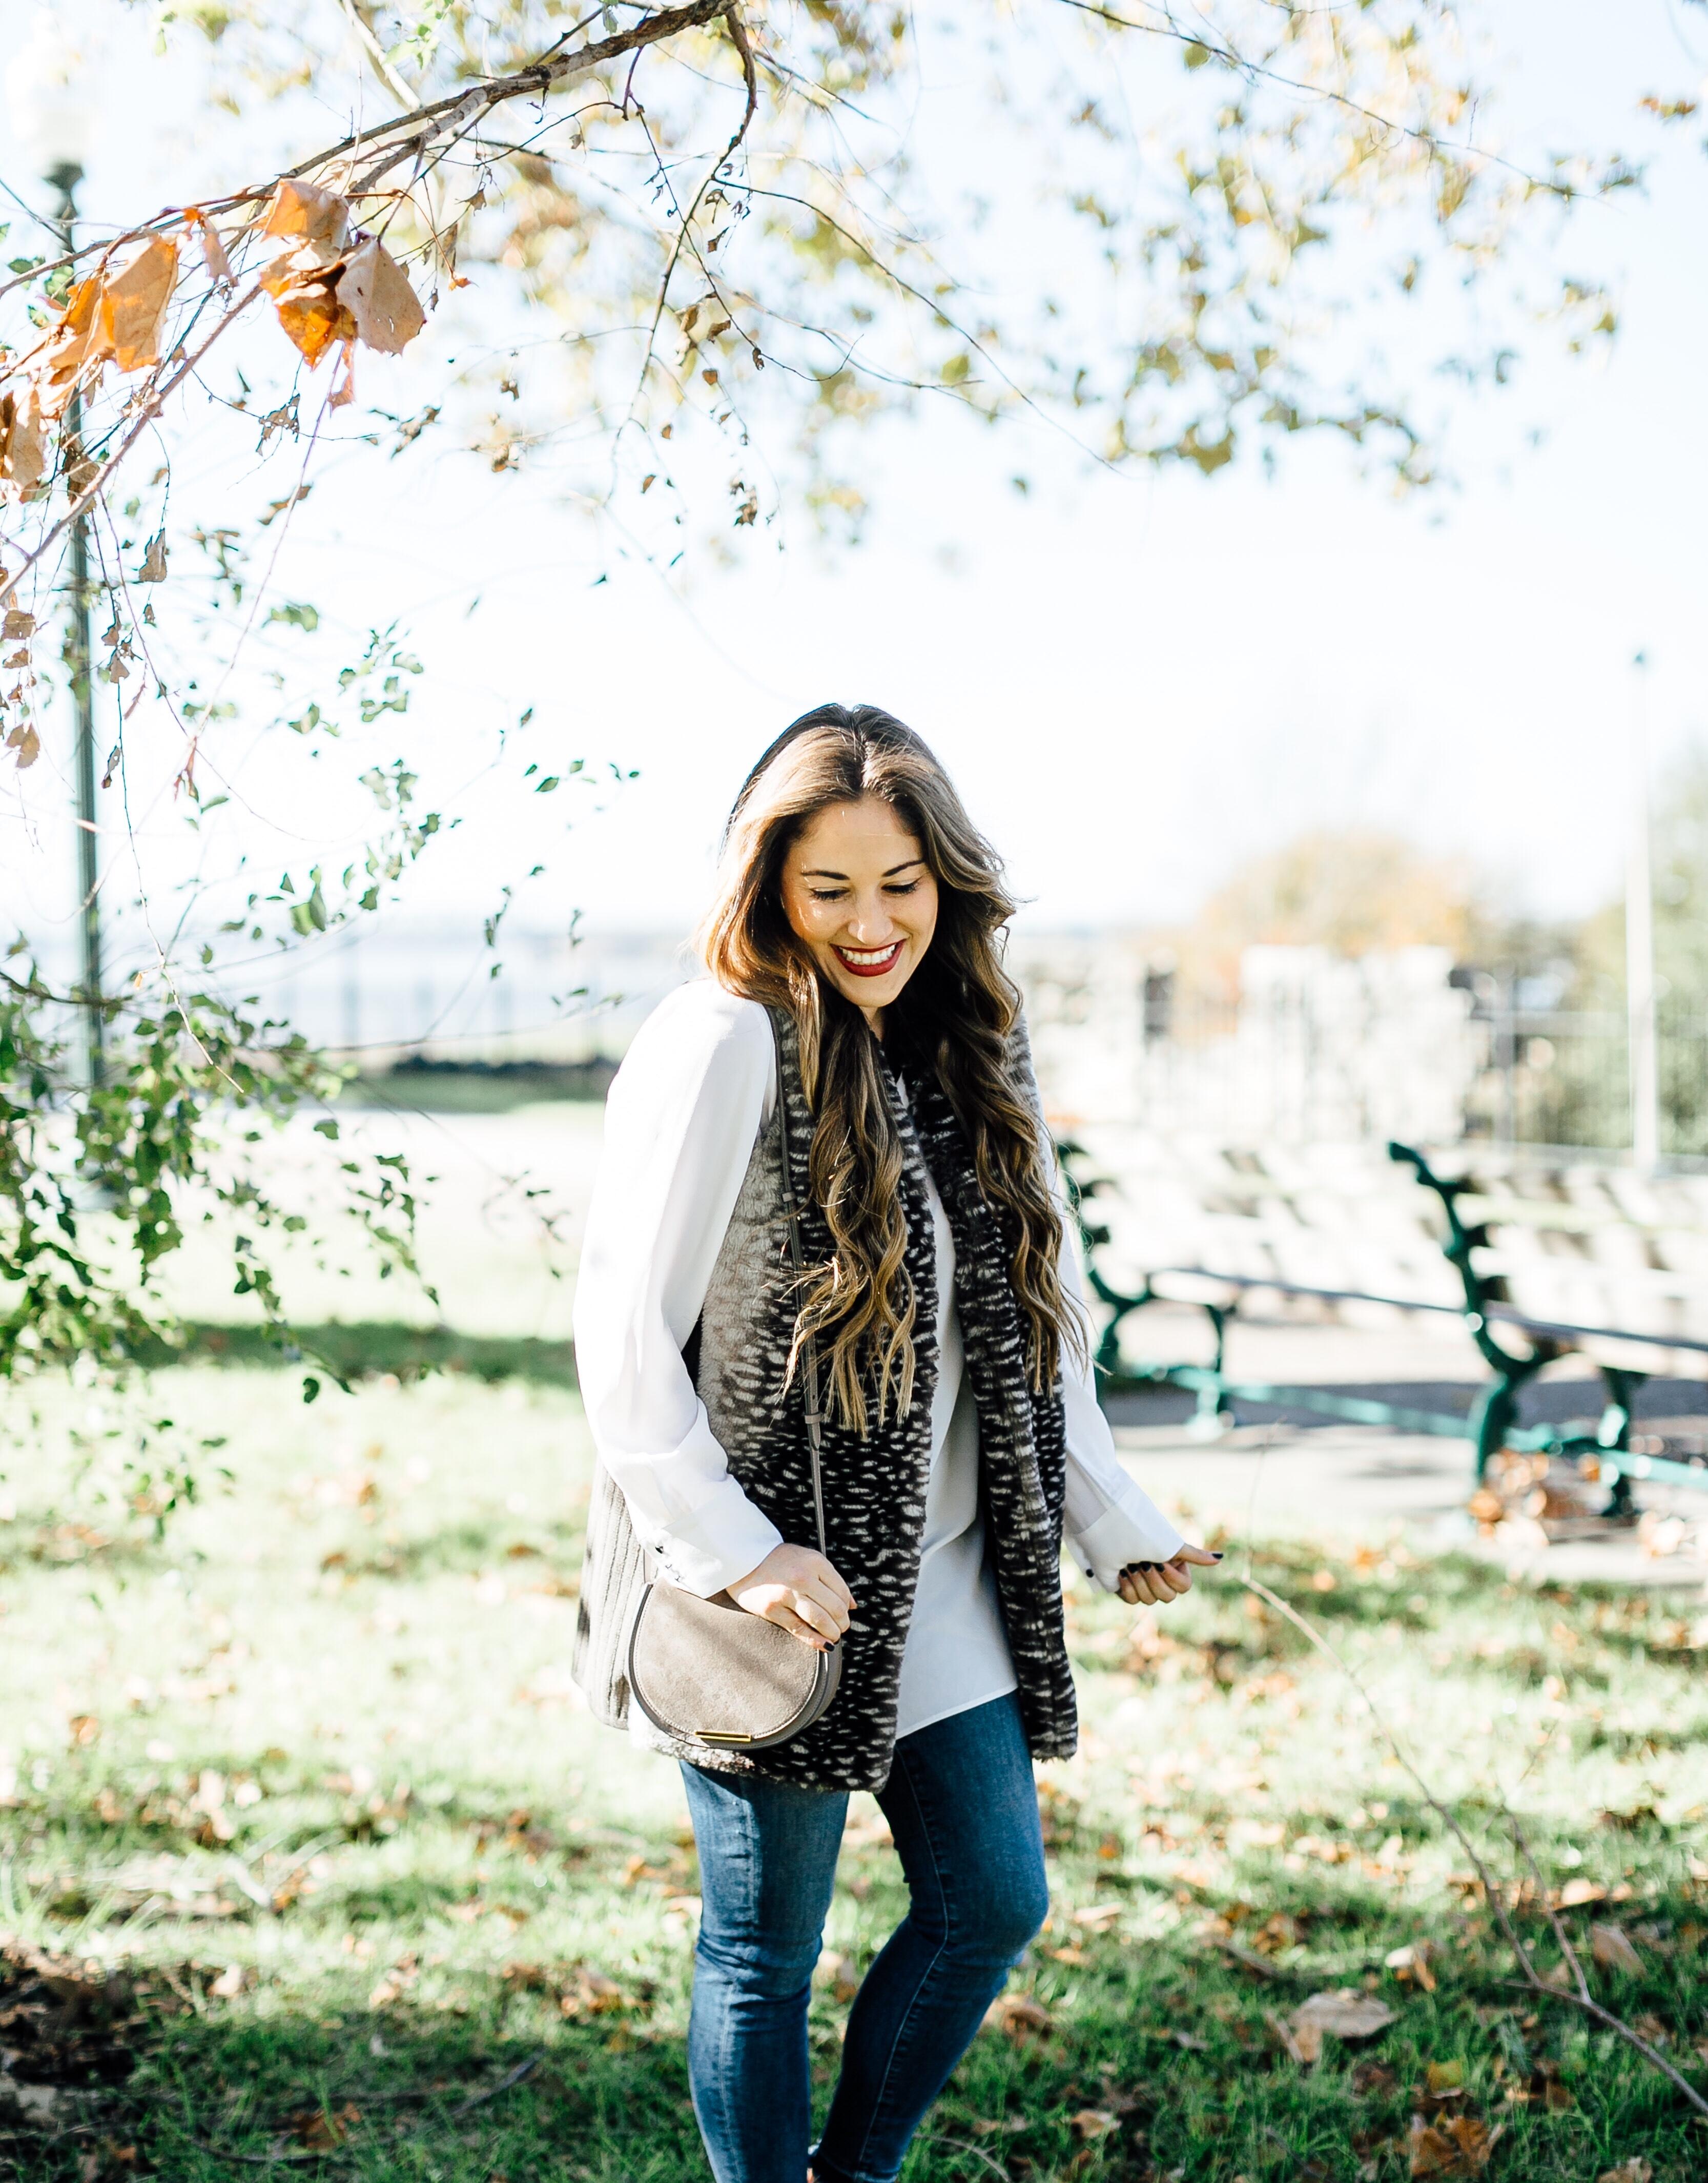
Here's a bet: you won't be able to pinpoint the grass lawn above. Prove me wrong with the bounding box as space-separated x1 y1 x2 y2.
1 1346 1705 2180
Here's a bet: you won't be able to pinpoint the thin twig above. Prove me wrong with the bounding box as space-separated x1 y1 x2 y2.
1506 1813 1593 2007
0 2 727 305
0 280 264 613
1055 0 1609 201
443 2048 545 2117
622 6 763 448
923 2134 1014 2180
1241 1574 1708 2118
168 2051 545 2168
340 1 728 193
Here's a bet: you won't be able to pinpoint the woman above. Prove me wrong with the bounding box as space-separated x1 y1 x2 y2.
573 704 1218 2183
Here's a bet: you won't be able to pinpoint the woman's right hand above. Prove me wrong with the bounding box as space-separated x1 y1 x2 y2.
727 1544 855 1651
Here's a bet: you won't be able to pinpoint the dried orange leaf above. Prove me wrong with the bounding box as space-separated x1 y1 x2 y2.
37 271 109 413
2 608 34 640
337 236 425 355
193 213 233 286
982 1992 1052 2041
6 722 40 769
0 387 49 499
57 272 105 346
267 276 355 367
261 177 350 258
100 236 178 372
1408 2114 1497 2178
1069 2110 1119 2140
286 2103 360 2151
138 532 169 583
1385 1941 1438 1991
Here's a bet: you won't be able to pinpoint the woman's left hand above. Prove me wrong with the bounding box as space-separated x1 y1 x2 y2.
1116 1542 1222 1607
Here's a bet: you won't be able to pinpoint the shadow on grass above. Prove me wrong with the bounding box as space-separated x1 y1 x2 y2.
0 1975 706 2182
6 1846 1703 2183
133 1322 579 1390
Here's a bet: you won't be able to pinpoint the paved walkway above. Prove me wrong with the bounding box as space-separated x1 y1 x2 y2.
1104 1307 1708 1591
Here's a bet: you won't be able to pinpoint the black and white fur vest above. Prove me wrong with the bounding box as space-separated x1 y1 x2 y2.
573 1004 1076 1793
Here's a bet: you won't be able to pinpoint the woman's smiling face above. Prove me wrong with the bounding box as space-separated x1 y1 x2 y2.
779 794 939 1027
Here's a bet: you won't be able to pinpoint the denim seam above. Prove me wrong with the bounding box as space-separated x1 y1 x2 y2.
837 1745 950 2183
693 1781 758 2178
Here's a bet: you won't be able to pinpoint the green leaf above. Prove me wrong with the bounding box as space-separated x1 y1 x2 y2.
266 602 321 633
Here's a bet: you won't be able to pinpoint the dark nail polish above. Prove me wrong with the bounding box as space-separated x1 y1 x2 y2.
1211 1551 1225 1561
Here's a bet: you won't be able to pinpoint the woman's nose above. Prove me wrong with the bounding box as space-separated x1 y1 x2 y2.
843 897 895 942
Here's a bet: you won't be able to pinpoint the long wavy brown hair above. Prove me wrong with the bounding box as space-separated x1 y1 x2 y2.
697 703 1081 1434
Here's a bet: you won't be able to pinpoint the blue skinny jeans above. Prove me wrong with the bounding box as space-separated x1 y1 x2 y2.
679 1692 1050 2183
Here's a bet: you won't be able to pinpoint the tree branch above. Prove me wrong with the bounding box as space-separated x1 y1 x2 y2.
1053 0 1607 202
1 280 264 614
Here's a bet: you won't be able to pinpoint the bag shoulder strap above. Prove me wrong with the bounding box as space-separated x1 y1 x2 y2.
767 1005 828 1555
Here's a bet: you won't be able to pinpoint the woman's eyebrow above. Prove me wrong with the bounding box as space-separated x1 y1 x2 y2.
799 856 925 879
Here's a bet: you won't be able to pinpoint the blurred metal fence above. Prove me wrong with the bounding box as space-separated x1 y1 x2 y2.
1014 938 1708 1162
1465 1006 1708 1160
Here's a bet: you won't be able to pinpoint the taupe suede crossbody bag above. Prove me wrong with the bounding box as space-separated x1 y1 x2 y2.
626 1008 843 1753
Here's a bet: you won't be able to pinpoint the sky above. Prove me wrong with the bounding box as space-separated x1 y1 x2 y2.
4 0 1707 959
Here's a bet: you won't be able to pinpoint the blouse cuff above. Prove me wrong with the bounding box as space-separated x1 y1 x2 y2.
1069 1491 1187 1593
639 1483 784 1602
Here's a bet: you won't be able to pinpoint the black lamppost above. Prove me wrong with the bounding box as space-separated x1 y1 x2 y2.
51 159 106 1089
7 15 104 1086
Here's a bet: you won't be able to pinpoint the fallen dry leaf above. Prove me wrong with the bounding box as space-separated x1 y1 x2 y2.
1293 1989 1397 2046
1069 2110 1119 2141
208 1964 244 2000
1590 1923 1644 1976
1385 1941 1437 1992
285 2104 360 2151
816 1951 860 2003
982 1991 1053 2042
560 1966 632 2018
1071 1901 1122 1931
1556 1877 1607 1909
338 235 425 355
1596 2163 1652 2183
1266 2007 1308 2065
1408 2114 1498 2178
100 237 178 371
1425 2060 1465 2096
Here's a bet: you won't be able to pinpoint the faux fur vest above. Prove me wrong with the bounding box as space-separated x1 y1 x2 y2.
573 1004 1075 1793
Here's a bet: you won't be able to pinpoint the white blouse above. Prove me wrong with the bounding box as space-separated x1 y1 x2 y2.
573 981 1185 1740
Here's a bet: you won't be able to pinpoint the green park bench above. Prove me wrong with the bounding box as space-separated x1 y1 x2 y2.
1061 1136 1708 1517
